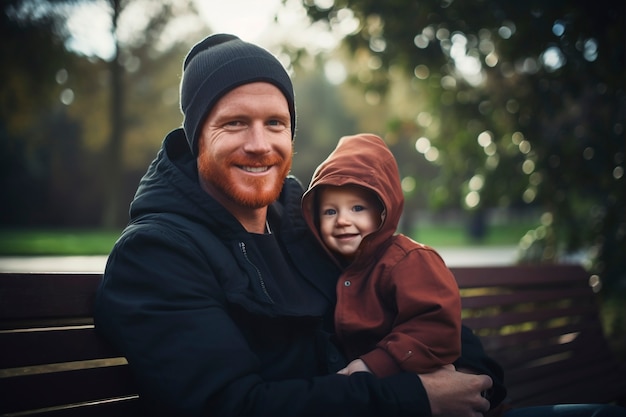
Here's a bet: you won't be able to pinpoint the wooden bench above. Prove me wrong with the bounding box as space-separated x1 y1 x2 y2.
1 265 625 416
456 264 626 408
0 273 140 417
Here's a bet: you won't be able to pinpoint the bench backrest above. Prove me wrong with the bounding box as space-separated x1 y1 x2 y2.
453 264 626 407
0 273 140 416
1 265 625 415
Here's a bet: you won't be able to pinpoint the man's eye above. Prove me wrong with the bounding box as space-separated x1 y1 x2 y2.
225 120 244 127
268 119 288 128
268 119 280 126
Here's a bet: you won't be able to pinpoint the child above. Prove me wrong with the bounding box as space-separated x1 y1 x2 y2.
301 133 461 377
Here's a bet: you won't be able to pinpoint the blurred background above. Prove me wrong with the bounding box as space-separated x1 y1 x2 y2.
0 0 624 353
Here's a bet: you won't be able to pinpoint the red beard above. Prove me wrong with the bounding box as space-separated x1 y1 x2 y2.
198 151 292 209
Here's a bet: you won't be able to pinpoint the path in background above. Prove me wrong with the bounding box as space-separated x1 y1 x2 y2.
0 256 109 272
0 246 521 272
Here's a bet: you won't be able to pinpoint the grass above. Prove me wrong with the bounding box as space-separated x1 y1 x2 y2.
0 223 533 256
0 229 122 256
410 222 534 247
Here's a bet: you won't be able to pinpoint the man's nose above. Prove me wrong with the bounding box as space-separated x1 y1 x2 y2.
243 124 272 153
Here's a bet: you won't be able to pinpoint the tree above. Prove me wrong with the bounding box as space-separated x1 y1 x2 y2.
299 0 625 292
74 0 201 228
2 0 204 229
0 0 80 225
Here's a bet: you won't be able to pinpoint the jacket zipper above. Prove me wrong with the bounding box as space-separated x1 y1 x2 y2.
239 241 275 304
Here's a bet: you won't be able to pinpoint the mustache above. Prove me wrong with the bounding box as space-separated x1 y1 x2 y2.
227 154 286 167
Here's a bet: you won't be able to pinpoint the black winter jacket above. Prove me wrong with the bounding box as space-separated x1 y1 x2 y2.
95 128 505 416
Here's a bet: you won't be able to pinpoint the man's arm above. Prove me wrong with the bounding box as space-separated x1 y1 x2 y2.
454 325 508 410
334 358 496 416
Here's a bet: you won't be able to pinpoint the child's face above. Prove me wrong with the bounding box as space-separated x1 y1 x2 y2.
318 185 383 260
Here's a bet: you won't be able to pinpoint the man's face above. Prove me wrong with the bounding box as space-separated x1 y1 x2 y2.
197 82 293 212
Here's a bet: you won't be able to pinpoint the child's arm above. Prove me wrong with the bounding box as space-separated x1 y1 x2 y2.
362 244 462 377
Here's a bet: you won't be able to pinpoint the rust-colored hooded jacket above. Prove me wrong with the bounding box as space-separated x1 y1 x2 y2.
302 133 461 377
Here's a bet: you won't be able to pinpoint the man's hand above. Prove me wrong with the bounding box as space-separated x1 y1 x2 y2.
419 365 493 417
337 359 372 376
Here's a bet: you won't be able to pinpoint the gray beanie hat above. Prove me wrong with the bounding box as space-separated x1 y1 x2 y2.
180 33 296 156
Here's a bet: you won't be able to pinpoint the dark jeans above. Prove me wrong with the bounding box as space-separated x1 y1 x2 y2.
505 404 626 417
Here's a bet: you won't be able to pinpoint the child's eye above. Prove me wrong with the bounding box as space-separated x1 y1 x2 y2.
322 208 337 216
353 205 366 212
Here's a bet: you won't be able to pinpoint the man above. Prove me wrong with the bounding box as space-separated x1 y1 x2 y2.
95 33 501 416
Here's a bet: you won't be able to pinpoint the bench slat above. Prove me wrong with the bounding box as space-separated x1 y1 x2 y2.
515 370 626 407
0 364 138 415
491 334 596 369
0 326 120 369
477 321 594 350
505 343 623 384
451 264 590 287
463 305 597 330
509 360 626 406
460 286 591 309
20 396 141 417
0 273 99 320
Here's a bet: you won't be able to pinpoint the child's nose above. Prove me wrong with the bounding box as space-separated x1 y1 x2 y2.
336 212 351 226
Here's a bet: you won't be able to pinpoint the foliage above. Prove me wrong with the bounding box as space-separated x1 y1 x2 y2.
291 62 360 184
1 0 205 228
298 0 625 292
0 0 83 225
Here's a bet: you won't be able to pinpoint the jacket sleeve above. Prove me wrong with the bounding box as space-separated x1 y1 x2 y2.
455 325 507 410
94 225 430 417
361 247 462 377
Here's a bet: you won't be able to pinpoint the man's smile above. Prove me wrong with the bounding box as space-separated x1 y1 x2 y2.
240 165 270 173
